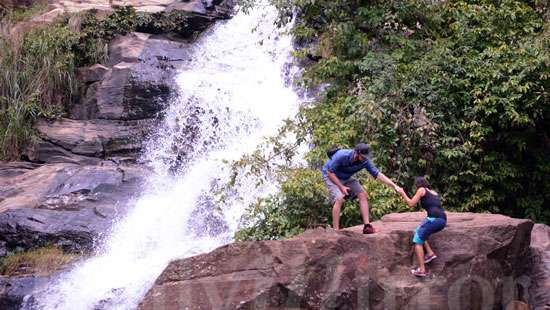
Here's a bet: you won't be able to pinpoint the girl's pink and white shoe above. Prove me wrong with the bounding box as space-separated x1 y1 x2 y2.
424 254 437 264
411 267 429 277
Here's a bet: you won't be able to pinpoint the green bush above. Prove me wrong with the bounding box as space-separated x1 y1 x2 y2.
135 10 190 35
234 0 549 240
0 24 78 159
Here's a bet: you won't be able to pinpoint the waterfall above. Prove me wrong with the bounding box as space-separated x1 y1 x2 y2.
30 5 301 310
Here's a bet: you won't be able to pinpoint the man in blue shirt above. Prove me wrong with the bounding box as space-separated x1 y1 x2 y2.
322 143 402 234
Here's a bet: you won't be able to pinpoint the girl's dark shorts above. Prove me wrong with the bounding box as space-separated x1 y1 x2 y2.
413 217 446 244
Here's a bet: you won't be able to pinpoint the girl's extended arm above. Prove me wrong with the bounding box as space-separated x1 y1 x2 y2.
399 187 426 208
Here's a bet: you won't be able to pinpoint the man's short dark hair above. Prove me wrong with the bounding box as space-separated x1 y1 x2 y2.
354 143 370 156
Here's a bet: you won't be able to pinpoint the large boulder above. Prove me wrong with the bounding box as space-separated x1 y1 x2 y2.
0 161 149 254
27 118 155 161
0 207 111 254
138 212 534 310
0 275 52 310
71 34 190 121
528 224 550 309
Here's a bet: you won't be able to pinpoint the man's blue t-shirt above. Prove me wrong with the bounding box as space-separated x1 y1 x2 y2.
322 149 380 181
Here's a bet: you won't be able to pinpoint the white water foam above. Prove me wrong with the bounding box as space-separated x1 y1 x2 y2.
31 5 301 310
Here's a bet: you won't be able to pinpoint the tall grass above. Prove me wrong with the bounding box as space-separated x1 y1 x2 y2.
0 22 79 159
0 245 79 276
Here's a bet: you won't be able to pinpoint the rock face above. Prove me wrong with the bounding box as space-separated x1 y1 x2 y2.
71 34 189 121
0 161 149 255
25 33 186 163
138 212 536 310
0 275 52 310
528 224 550 309
2 0 234 259
33 118 155 159
21 0 234 164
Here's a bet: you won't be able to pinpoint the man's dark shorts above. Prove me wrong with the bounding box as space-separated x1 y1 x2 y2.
323 176 365 203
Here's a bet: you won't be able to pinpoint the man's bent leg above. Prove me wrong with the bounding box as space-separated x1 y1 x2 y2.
332 198 344 230
324 176 345 230
357 192 370 224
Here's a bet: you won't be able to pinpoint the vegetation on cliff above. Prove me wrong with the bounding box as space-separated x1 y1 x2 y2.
0 5 192 160
0 245 79 276
235 0 549 240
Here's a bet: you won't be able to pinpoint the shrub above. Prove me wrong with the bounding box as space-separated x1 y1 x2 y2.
234 0 550 240
0 24 78 159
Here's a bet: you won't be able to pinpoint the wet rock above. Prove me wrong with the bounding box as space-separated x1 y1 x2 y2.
0 161 149 254
0 161 148 213
71 34 189 121
1 0 38 8
0 241 7 257
77 64 110 84
0 207 111 254
0 162 41 179
23 140 102 165
32 118 155 159
527 224 550 309
138 212 534 310
0 275 51 310
506 300 530 310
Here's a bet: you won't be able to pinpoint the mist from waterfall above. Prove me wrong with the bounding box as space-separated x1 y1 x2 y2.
30 5 302 310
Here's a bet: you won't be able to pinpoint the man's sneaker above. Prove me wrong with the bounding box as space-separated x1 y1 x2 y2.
411 267 429 277
424 254 437 264
363 223 376 234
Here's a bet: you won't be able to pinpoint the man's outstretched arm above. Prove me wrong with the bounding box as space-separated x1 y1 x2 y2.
376 173 401 192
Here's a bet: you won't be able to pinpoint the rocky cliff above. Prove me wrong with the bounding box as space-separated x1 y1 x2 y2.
0 2 234 308
0 0 233 262
138 212 550 310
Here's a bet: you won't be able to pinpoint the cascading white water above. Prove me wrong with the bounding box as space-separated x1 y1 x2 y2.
31 5 301 310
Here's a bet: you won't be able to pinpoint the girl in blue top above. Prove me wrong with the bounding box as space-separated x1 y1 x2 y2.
397 176 447 277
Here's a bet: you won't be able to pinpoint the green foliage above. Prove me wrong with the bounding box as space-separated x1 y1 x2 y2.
235 0 549 240
0 24 78 159
236 168 329 241
73 6 140 66
135 10 190 35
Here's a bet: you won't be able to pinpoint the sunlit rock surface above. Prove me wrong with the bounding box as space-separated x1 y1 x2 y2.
139 212 543 310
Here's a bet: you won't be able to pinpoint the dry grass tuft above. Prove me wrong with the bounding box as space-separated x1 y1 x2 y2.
0 245 79 276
